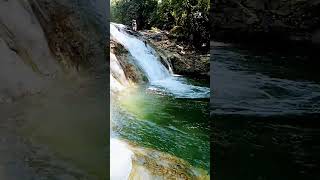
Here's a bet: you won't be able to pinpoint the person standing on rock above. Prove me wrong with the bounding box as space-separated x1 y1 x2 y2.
132 19 137 31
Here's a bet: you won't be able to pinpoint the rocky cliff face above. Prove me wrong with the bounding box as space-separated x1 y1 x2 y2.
211 0 320 45
0 0 59 102
0 0 107 102
29 0 108 72
0 1 108 179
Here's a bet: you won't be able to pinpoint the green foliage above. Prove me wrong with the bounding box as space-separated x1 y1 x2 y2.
111 0 158 29
111 0 210 51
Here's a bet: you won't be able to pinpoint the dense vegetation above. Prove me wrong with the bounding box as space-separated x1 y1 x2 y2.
111 0 210 51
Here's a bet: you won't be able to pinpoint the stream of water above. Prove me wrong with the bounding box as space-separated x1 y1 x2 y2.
111 23 210 99
110 23 210 178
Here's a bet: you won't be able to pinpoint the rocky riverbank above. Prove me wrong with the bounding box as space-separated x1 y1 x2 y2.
140 29 210 78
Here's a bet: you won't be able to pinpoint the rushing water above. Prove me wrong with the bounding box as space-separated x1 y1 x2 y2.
110 23 210 178
110 23 210 99
212 42 320 179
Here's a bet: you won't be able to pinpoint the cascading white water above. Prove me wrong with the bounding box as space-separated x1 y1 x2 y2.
110 23 170 82
110 23 210 98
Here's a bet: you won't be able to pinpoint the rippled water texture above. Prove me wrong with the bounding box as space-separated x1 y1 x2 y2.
212 42 320 179
112 88 210 171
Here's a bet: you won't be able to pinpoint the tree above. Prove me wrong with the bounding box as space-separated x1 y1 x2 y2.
111 0 210 51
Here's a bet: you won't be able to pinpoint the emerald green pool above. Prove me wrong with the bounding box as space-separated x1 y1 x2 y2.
112 85 210 171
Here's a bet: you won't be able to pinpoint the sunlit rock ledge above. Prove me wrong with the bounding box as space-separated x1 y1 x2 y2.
129 144 210 180
111 138 210 180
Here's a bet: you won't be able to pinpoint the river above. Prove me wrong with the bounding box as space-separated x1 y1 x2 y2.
212 42 320 179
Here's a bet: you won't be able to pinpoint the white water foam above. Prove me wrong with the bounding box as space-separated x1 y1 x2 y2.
110 52 129 93
110 138 133 180
110 23 210 98
110 52 133 180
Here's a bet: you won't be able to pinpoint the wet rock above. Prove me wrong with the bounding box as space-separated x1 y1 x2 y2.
141 30 210 78
111 38 147 83
0 0 107 101
128 143 210 180
29 0 107 73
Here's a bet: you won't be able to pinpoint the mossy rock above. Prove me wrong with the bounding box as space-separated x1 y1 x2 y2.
169 26 184 38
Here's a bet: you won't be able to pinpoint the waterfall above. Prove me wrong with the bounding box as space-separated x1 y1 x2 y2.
110 23 170 82
110 23 210 98
109 23 210 180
